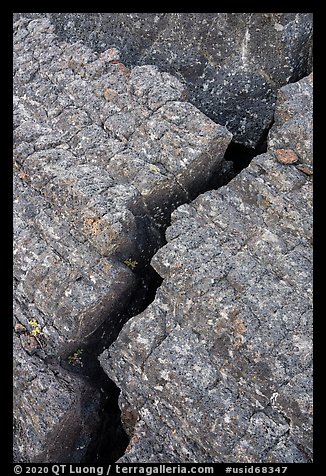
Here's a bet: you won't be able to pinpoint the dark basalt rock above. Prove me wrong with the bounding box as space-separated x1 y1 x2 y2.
14 13 313 147
100 73 313 463
13 17 231 462
13 14 312 464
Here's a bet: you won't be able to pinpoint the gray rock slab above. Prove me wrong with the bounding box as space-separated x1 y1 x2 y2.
268 73 313 166
13 17 231 462
14 13 313 147
13 328 101 463
100 74 313 463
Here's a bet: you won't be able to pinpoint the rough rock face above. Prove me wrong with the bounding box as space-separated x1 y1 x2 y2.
100 73 313 463
13 12 313 147
13 17 232 462
268 74 313 169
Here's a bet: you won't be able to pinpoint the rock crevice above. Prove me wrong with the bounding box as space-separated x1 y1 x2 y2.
99 73 313 463
14 12 313 147
13 16 232 463
13 14 312 464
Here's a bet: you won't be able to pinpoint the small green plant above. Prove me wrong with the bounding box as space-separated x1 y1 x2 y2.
148 164 161 175
68 349 83 366
123 258 138 270
28 319 43 337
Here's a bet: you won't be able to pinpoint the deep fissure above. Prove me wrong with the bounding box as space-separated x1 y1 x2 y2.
12 14 310 464
60 259 163 464
58 133 270 464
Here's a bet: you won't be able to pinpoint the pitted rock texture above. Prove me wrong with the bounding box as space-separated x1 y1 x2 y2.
268 73 313 168
100 74 313 463
13 17 231 462
13 314 102 463
14 12 313 147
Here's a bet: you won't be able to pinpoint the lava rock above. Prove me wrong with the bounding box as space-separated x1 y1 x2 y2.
269 73 313 166
100 74 313 463
14 13 313 147
13 17 231 462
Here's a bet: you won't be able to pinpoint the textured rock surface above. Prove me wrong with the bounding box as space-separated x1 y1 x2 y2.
13 12 313 147
100 73 313 463
268 74 313 167
13 17 231 462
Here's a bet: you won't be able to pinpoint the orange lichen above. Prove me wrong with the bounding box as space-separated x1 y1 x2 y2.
275 148 298 164
85 217 102 236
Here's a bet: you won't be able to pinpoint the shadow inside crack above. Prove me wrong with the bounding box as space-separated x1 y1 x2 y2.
60 262 163 464
62 123 273 464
